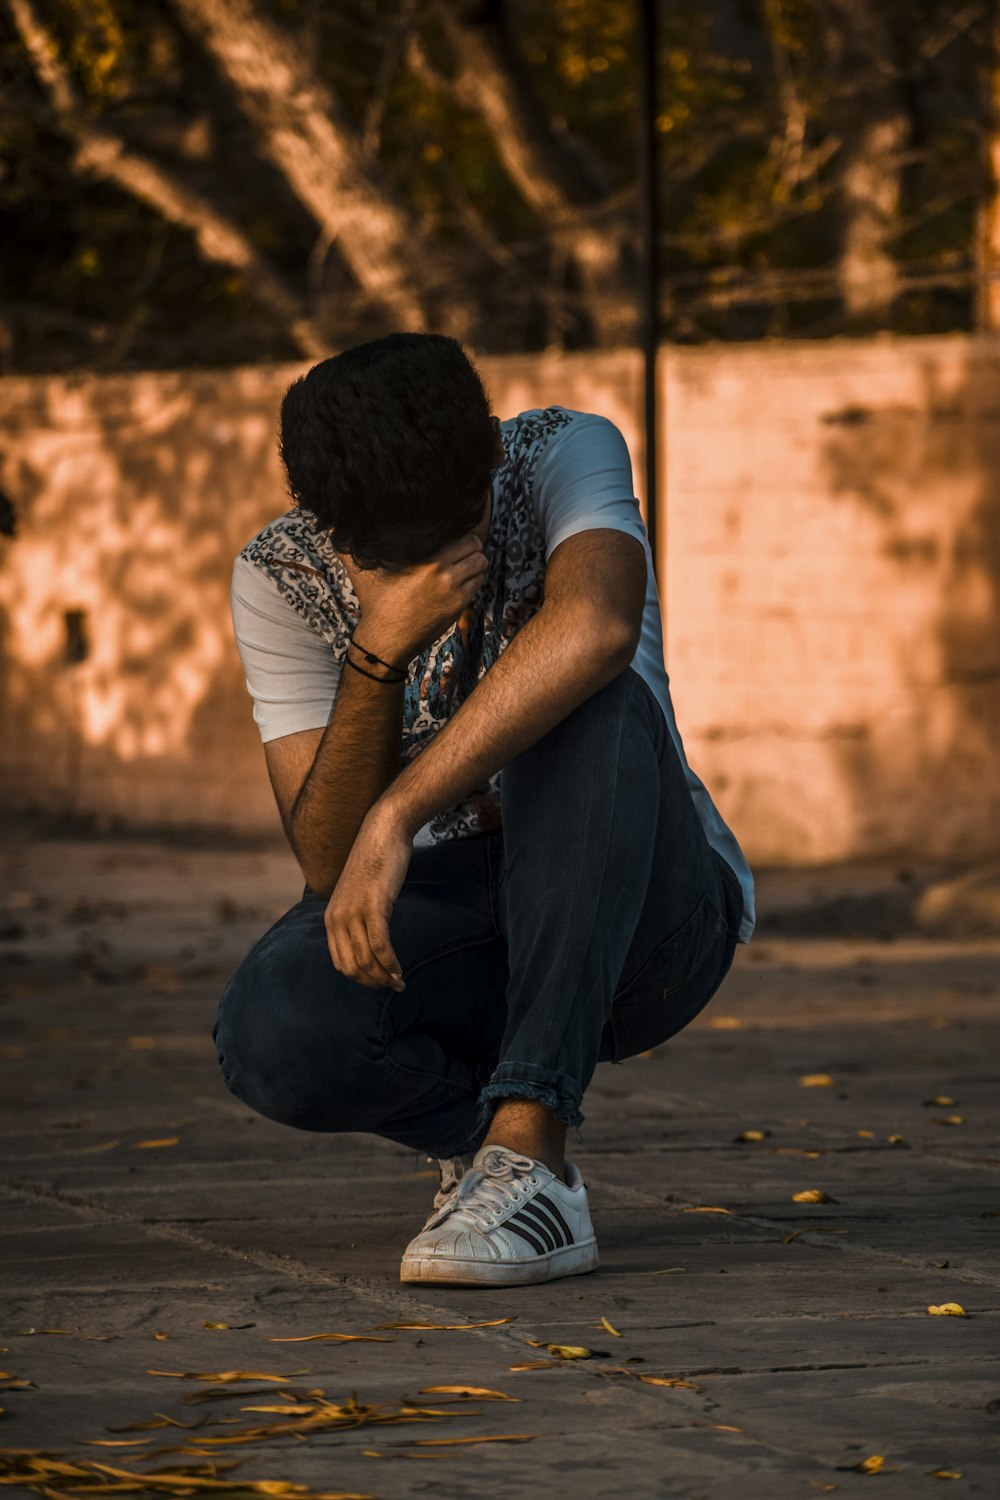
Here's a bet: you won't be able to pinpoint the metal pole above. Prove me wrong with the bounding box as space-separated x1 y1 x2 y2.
638 0 660 589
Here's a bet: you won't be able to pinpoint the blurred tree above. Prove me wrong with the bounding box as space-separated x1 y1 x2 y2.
0 0 990 370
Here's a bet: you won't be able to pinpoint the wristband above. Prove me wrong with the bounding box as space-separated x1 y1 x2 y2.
349 632 408 676
345 655 406 685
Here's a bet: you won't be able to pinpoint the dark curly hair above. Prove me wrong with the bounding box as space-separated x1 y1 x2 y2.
279 333 497 571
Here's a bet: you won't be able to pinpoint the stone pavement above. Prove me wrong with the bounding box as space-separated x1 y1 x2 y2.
1 819 998 1498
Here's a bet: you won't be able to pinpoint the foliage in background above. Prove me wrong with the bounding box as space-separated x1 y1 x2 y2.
0 0 990 371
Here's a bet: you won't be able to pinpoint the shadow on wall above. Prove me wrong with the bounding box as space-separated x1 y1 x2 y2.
819 358 1000 855
0 370 296 825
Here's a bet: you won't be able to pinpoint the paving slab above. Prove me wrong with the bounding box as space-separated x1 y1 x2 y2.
2 822 999 1498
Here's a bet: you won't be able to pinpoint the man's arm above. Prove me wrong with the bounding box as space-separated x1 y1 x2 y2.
265 612 410 898
378 529 646 840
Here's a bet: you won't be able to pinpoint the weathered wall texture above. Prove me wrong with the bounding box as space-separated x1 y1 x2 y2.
1 338 997 864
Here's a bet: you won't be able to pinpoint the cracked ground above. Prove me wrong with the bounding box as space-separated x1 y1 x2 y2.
1 819 998 1498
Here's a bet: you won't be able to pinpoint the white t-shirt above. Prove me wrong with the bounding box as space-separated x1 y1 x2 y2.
231 406 755 941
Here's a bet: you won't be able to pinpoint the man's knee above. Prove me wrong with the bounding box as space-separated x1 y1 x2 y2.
213 947 383 1133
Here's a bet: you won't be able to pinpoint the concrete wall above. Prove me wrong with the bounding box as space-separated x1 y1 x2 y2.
1 338 998 863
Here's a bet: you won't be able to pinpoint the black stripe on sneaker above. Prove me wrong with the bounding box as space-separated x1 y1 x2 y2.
518 1202 564 1250
536 1193 575 1245
505 1217 547 1255
512 1206 560 1254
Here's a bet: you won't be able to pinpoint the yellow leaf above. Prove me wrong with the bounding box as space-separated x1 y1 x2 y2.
147 1368 309 1381
134 1137 180 1149
929 1470 963 1479
0 1378 35 1390
600 1317 622 1337
734 1129 768 1142
78 1139 121 1153
83 1438 153 1447
888 1135 907 1146
269 1333 395 1343
546 1344 593 1359
412 1434 538 1446
792 1189 834 1204
374 1318 516 1330
153 1332 171 1341
799 1073 834 1087
683 1205 733 1215
203 1322 255 1331
708 1424 743 1432
926 1095 956 1107
509 1360 560 1370
858 1455 885 1473
856 1130 875 1139
239 1403 317 1414
927 1303 967 1317
419 1386 520 1400
636 1374 702 1390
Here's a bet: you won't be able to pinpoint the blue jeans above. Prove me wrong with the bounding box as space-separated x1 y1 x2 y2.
213 665 744 1158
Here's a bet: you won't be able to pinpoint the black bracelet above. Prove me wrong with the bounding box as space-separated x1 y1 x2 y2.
349 632 407 676
345 655 405 685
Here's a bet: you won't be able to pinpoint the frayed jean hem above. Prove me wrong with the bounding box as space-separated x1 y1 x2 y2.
472 1062 586 1142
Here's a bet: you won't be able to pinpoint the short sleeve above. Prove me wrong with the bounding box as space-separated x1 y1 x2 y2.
230 555 340 744
531 411 648 562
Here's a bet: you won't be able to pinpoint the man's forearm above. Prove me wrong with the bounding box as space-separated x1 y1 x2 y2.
378 602 636 840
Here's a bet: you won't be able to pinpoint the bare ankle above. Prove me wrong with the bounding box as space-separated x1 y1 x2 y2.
484 1097 568 1183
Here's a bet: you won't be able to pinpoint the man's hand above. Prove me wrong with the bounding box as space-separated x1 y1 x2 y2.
325 804 413 991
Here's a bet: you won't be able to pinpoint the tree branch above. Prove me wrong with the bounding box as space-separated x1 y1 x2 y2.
7 0 324 358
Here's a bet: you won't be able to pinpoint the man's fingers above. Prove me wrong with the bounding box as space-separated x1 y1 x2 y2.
326 909 403 991
366 915 404 987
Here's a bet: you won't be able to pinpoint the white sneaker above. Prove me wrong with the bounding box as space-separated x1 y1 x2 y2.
401 1144 599 1286
424 1153 475 1227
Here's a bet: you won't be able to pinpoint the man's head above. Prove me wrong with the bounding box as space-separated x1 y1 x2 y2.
279 332 502 573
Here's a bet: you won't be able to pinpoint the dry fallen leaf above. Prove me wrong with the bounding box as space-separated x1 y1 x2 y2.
857 1455 885 1474
635 1374 702 1390
600 1317 622 1337
419 1386 519 1401
799 1074 835 1088
204 1322 256 1331
147 1368 310 1381
269 1333 394 1344
83 1438 154 1447
929 1470 963 1479
792 1189 837 1204
683 1205 734 1215
411 1434 538 1446
546 1344 593 1360
888 1135 908 1146
509 1360 561 1371
374 1318 516 1331
924 1095 956 1107
153 1332 171 1341
927 1303 967 1317
856 1129 876 1139
931 1115 964 1126
734 1129 769 1143
134 1137 180 1149
13 1329 74 1337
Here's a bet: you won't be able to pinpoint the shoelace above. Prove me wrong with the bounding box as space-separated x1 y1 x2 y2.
441 1149 537 1232
431 1154 473 1213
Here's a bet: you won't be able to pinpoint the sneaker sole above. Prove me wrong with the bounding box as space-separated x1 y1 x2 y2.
400 1238 599 1287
